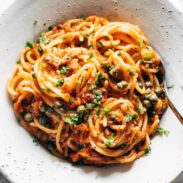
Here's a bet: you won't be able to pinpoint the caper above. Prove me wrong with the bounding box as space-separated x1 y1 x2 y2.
24 113 32 122
143 100 152 108
117 81 128 89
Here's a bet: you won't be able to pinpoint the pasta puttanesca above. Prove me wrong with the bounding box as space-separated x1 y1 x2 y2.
7 16 168 165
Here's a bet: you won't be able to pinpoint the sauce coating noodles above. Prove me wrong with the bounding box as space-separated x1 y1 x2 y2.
8 16 168 165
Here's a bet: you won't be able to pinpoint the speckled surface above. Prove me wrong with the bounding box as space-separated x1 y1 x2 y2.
0 0 183 183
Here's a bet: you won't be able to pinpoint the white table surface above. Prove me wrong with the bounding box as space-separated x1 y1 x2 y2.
0 0 183 182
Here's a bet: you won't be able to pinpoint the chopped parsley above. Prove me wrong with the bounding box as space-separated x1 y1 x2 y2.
39 36 50 45
96 72 105 86
32 72 36 78
25 41 33 48
99 107 110 118
103 64 115 72
87 44 93 48
144 147 151 155
99 41 104 47
64 114 80 125
38 47 43 54
105 134 115 147
157 128 170 136
88 53 94 59
95 106 100 115
125 113 138 122
40 88 48 92
138 59 144 65
69 97 74 104
55 78 64 87
137 106 145 114
90 84 96 90
167 85 174 89
60 66 70 74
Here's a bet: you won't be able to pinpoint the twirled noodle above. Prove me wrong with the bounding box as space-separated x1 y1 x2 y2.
7 16 168 165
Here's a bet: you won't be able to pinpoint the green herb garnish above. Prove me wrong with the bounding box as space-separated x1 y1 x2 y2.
90 84 96 90
64 114 79 125
60 66 70 75
157 128 170 136
69 97 74 104
125 113 138 122
55 78 64 87
99 41 104 47
105 134 115 147
167 85 174 89
145 147 151 155
99 107 111 118
38 47 43 54
39 37 50 45
103 64 115 72
25 41 33 48
137 106 145 114
87 44 93 48
40 88 48 92
32 72 36 78
89 53 94 59
96 72 105 86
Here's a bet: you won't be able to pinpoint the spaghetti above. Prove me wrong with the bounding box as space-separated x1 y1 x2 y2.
8 16 168 165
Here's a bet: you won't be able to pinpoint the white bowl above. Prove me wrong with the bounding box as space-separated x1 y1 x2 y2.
0 0 183 182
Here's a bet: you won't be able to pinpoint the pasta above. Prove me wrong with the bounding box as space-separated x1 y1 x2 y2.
7 16 168 165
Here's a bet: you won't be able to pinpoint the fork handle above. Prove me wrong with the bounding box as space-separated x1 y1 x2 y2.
168 98 183 125
164 82 183 125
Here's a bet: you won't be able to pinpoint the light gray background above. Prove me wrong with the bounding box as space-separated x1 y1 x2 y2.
0 0 182 182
